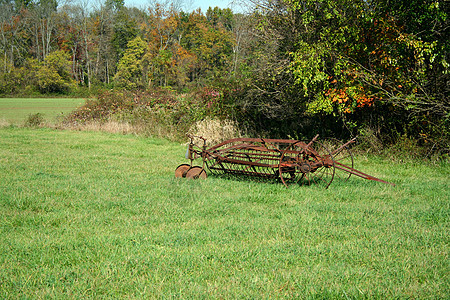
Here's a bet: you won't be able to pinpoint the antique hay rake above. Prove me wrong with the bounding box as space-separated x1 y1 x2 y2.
175 134 394 188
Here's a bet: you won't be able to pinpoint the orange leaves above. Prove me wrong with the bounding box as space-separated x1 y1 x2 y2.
326 85 375 114
356 93 374 108
326 88 348 104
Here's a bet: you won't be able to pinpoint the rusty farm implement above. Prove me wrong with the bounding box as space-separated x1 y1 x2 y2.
175 134 394 188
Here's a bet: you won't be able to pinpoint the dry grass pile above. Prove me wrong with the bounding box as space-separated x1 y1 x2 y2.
188 117 243 146
61 120 140 135
0 118 9 127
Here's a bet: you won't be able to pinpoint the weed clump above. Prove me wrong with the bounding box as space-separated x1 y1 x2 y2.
24 113 44 127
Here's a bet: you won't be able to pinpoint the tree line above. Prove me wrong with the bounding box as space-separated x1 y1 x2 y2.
1 0 449 154
0 0 241 93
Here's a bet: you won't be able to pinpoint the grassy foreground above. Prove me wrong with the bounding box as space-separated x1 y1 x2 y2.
0 127 448 298
0 98 86 124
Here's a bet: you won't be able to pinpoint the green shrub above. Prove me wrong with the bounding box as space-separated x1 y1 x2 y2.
24 113 45 127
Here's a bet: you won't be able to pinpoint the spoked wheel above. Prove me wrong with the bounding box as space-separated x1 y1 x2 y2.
185 166 207 179
322 138 354 182
175 164 190 178
279 141 335 188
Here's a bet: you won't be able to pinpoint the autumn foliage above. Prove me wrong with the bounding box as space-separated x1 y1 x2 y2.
0 0 448 155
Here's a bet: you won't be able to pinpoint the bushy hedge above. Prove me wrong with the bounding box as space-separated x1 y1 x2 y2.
64 88 234 140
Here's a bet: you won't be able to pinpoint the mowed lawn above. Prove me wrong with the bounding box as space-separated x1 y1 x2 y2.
0 127 448 298
0 98 86 124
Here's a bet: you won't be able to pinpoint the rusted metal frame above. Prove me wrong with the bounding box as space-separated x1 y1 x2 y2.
224 152 273 173
209 143 259 155
206 139 298 176
190 148 200 157
260 138 285 153
279 159 326 172
334 161 395 186
207 158 276 178
208 144 284 174
315 154 334 168
206 138 261 152
280 142 315 156
330 138 356 156
309 161 329 172
180 135 393 187
226 150 260 173
209 144 285 158
207 137 301 152
215 154 279 169
240 157 279 171
202 149 279 169
242 147 285 157
224 158 280 178
244 155 280 164
225 150 282 162
206 158 229 174
205 153 251 174
306 134 319 149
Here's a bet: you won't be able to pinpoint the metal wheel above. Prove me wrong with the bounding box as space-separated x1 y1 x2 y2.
322 138 354 182
279 140 335 188
185 166 207 179
175 164 190 178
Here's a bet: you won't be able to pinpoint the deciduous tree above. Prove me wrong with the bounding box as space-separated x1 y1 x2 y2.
114 36 148 89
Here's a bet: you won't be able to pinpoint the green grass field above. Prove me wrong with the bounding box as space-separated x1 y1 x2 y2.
0 127 448 298
0 98 86 124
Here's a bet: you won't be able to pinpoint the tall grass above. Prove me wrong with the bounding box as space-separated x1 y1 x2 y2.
0 127 448 298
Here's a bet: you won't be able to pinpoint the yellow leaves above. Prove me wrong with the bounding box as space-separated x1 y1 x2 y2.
306 95 333 115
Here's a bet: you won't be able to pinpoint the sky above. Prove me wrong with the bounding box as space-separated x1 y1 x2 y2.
123 0 241 13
